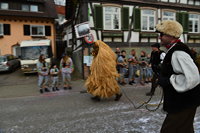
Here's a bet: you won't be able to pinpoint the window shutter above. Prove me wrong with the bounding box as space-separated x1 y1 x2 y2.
94 5 103 30
3 24 10 35
24 25 30 36
121 7 129 30
176 12 188 33
45 26 51 36
182 12 189 33
133 8 141 32
176 12 181 23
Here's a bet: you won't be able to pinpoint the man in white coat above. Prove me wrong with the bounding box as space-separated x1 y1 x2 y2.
156 20 200 133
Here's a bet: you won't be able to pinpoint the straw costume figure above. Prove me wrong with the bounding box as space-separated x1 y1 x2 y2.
86 40 122 101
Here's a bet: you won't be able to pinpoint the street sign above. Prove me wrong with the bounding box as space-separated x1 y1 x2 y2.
74 22 91 38
84 34 94 44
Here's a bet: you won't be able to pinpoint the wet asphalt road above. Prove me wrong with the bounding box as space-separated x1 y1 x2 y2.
0 70 200 133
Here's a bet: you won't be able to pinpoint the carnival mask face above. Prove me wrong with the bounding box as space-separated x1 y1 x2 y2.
92 44 99 56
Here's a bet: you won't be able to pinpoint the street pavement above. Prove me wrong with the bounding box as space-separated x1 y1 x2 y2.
0 70 200 133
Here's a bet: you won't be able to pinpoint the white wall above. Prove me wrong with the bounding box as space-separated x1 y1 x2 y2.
180 0 187 4
196 1 200 6
54 0 65 6
88 4 95 28
124 31 129 42
169 0 176 3
150 38 157 42
161 0 168 2
90 30 97 41
158 9 161 22
130 32 139 42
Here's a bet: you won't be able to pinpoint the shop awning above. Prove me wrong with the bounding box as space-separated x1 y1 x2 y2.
20 40 51 47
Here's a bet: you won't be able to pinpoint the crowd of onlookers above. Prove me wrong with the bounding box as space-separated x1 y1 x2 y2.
116 48 153 86
115 46 200 88
35 45 200 94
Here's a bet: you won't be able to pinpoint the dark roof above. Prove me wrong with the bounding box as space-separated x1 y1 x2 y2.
0 0 57 19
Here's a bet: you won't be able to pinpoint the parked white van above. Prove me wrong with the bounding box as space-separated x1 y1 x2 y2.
20 40 52 74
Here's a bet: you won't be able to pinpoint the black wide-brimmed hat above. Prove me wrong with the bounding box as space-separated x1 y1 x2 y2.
151 43 160 48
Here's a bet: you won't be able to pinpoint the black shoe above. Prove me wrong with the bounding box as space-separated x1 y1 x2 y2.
63 87 68 90
52 87 55 91
91 96 101 101
132 81 136 84
140 82 145 86
56 87 59 91
129 82 133 85
40 89 43 94
44 88 50 92
146 92 154 96
145 81 149 83
119 82 126 86
68 86 72 90
80 90 87 93
119 82 124 85
115 93 122 101
122 82 127 85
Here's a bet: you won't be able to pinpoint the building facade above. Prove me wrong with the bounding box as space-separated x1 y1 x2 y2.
64 0 200 78
0 0 57 56
55 5 67 59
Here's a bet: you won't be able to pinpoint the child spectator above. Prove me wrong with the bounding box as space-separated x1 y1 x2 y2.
50 64 60 91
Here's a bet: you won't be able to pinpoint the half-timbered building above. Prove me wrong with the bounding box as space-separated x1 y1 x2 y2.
64 0 200 78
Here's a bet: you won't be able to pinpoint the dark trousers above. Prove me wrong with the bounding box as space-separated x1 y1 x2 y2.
161 106 197 133
149 72 159 94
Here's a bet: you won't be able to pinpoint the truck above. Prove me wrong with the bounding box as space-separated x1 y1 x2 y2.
19 39 52 74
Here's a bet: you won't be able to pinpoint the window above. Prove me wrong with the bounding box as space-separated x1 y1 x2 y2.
195 1 200 6
24 25 51 36
22 5 29 11
31 25 45 36
103 6 121 30
0 24 3 35
180 0 187 4
169 0 176 3
161 0 168 2
188 0 194 5
30 5 38 12
189 14 199 33
21 46 52 60
0 2 8 10
162 11 175 20
141 9 156 31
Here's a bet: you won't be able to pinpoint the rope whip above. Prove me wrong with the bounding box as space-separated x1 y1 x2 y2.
121 85 164 112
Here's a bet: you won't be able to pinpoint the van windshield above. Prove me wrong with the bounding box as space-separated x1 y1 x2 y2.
0 56 6 63
21 46 52 60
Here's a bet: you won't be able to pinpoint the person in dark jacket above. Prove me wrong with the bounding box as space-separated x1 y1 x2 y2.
156 20 200 133
146 43 165 96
